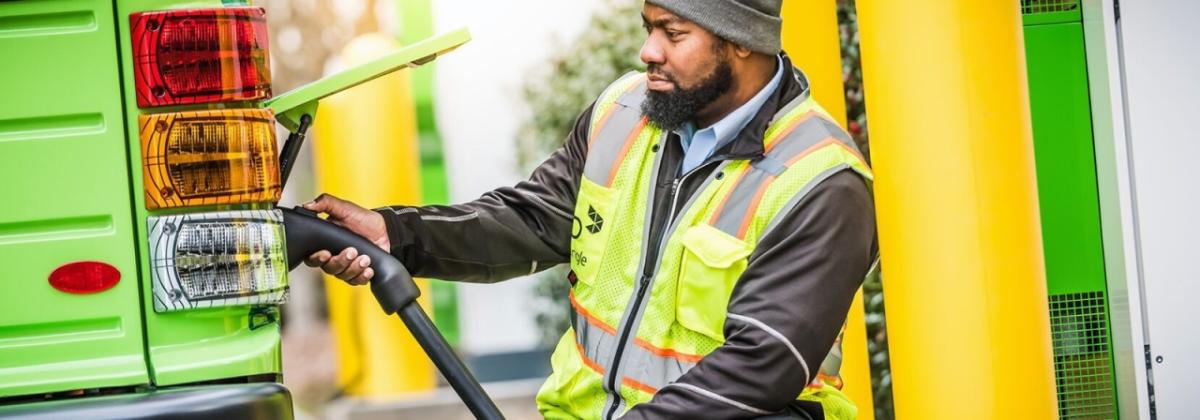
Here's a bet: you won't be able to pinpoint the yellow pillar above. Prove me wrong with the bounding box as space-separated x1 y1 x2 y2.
855 1 1057 419
312 33 436 397
781 2 875 419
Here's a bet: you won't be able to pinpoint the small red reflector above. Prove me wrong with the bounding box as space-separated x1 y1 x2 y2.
49 262 121 294
131 7 272 108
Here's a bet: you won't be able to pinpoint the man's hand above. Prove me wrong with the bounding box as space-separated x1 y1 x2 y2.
302 193 391 285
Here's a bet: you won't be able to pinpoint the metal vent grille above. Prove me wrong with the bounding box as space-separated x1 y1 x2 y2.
1049 291 1116 419
1021 0 1080 15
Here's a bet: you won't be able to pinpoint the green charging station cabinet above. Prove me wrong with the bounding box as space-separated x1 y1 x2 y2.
1022 1 1119 418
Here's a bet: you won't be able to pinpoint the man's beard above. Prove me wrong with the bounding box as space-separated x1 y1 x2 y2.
641 58 734 131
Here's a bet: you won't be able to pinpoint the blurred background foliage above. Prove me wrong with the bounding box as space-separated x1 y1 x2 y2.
515 1 646 171
519 1 893 418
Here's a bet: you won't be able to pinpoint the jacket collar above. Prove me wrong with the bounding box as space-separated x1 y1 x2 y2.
709 52 810 162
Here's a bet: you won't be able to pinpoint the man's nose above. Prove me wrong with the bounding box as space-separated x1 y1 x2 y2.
640 35 665 67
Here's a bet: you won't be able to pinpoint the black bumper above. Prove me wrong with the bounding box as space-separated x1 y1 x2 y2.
0 383 292 420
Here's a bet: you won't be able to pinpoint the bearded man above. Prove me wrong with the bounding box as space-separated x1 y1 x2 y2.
303 1 877 418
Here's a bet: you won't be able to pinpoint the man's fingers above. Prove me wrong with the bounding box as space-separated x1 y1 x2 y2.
308 248 373 287
322 247 358 277
350 267 374 286
304 250 332 268
336 254 371 282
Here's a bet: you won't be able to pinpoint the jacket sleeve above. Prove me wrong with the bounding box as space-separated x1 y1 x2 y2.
373 104 593 283
621 170 877 419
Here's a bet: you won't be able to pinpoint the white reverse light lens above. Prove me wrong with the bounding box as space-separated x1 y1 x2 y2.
149 209 288 312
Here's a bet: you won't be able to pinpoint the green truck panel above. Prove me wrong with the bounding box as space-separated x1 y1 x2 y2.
0 0 148 397
1 0 286 398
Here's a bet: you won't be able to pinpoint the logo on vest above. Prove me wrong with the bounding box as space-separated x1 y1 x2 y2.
572 205 605 239
586 206 604 234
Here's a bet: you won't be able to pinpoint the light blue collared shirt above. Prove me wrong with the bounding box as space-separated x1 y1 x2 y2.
676 57 785 174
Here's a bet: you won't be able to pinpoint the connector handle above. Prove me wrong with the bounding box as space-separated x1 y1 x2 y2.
279 206 505 419
280 206 418 314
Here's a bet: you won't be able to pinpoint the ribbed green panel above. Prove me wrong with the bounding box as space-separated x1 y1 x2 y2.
1050 292 1116 419
0 0 148 397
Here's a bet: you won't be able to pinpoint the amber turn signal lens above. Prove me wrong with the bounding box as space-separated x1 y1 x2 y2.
140 109 281 210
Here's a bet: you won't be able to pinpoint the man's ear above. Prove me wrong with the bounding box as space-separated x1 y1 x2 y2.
733 43 754 59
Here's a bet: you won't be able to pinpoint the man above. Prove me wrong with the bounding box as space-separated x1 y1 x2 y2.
304 1 876 418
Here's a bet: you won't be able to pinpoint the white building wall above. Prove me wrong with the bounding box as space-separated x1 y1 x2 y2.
1115 0 1200 416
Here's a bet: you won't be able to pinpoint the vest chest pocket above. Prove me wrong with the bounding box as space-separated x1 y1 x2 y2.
569 178 618 287
676 224 754 341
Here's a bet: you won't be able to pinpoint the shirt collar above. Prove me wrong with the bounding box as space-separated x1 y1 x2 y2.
676 56 785 149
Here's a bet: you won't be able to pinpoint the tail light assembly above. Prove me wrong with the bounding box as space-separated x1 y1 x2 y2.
139 108 281 210
131 7 272 108
131 6 288 313
149 210 288 313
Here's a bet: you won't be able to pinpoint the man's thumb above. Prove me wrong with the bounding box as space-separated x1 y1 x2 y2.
304 194 347 218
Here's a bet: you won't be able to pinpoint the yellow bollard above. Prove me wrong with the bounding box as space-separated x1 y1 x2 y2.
855 1 1058 418
312 33 436 397
781 2 875 419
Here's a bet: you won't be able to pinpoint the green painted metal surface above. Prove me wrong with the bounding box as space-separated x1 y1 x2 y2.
112 0 284 387
1024 19 1106 295
0 0 149 397
396 0 460 346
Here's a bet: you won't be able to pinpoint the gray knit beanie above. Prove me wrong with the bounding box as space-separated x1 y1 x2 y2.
645 0 782 55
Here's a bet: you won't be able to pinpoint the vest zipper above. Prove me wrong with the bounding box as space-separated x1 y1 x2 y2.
603 163 705 420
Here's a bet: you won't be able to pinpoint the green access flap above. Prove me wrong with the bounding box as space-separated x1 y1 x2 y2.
267 27 471 131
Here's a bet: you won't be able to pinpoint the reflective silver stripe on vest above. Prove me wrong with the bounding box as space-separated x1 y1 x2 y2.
583 81 649 186
711 114 860 238
759 163 853 237
615 341 699 393
571 306 620 373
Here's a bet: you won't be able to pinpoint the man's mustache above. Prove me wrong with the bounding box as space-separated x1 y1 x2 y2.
646 65 679 85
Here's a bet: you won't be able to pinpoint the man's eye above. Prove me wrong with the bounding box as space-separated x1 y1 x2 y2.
667 31 682 39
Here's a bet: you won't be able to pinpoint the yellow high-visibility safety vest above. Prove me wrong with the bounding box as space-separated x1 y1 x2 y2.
536 71 873 420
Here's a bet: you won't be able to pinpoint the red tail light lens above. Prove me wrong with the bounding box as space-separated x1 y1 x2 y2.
49 262 121 294
131 7 272 108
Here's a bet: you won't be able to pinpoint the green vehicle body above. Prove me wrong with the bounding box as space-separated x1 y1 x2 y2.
0 0 283 410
